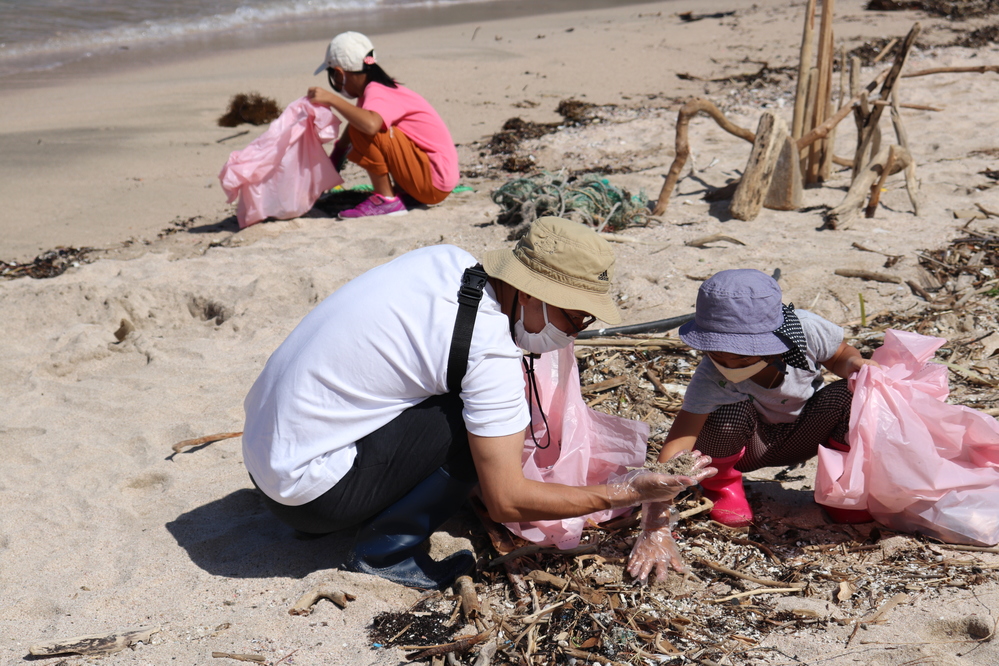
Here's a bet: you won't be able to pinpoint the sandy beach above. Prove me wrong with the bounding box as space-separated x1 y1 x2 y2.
3 0 999 664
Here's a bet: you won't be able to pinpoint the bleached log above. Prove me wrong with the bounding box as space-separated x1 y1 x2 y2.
731 112 789 221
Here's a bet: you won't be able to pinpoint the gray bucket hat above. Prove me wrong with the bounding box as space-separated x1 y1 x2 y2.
678 269 790 355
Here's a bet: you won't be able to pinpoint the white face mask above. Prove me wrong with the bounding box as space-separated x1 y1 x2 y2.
710 357 768 383
514 303 575 354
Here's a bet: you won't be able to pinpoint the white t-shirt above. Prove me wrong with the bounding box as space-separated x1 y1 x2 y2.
680 310 844 424
242 245 531 505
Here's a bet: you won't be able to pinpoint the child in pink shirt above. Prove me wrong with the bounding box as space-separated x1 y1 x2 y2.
307 31 459 218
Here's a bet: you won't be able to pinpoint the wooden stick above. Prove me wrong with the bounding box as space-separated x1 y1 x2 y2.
685 233 746 247
697 559 806 588
29 627 160 656
797 64 891 151
808 0 836 183
890 88 921 215
405 629 493 661
712 587 804 603
834 268 902 284
792 0 819 141
853 23 921 182
872 37 899 64
212 653 267 663
826 145 912 228
455 576 485 629
903 65 999 78
172 431 242 453
864 145 896 217
802 65 820 177
652 98 755 216
288 586 355 615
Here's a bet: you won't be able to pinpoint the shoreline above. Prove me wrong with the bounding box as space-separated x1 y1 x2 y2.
0 0 668 87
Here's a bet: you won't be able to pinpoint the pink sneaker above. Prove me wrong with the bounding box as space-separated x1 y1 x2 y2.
339 193 407 219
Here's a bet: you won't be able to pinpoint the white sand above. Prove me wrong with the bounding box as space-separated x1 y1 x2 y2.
2 1 999 664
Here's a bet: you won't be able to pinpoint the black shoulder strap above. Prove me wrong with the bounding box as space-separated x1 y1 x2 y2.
447 264 489 393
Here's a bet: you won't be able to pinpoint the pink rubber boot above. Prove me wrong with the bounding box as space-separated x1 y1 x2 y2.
818 438 873 524
701 449 753 527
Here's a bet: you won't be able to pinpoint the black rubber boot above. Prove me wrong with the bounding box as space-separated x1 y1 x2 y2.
346 467 476 589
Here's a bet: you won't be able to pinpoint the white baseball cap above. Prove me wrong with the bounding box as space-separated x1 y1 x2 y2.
313 31 376 75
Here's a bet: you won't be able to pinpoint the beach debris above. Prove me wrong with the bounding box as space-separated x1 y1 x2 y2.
491 171 650 238
731 111 791 221
651 98 755 216
114 318 136 342
677 10 736 22
217 93 281 127
171 431 243 454
486 99 597 173
825 145 914 228
217 130 250 144
0 246 94 280
29 626 159 656
865 0 999 19
834 268 903 283
289 584 356 615
211 652 266 663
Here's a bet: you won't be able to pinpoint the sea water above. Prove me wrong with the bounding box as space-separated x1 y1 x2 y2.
0 0 496 77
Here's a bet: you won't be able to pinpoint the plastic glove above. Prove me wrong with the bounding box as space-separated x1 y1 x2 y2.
605 451 716 509
627 501 686 583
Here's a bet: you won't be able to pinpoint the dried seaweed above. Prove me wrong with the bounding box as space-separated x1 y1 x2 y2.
217 93 282 127
866 0 999 19
0 247 94 280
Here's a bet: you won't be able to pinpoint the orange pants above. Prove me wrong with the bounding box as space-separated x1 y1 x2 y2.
348 125 450 205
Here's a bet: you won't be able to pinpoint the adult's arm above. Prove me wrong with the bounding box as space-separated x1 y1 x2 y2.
307 87 384 136
468 430 711 524
822 341 879 380
659 409 710 461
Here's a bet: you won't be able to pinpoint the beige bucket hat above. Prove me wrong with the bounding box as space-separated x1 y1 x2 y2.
483 217 621 325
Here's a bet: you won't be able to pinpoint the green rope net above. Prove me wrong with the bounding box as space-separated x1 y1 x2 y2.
491 171 651 236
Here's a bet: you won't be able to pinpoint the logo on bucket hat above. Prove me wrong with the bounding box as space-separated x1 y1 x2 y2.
482 217 621 325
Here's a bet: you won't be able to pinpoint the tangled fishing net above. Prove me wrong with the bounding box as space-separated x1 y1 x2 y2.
491 171 652 238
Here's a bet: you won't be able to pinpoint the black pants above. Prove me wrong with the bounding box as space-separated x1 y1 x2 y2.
253 392 477 535
694 379 852 472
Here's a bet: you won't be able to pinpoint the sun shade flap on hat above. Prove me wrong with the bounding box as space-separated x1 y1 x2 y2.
482 217 621 325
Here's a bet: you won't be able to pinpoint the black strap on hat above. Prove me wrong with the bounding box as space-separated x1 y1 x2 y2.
773 303 811 371
447 264 489 392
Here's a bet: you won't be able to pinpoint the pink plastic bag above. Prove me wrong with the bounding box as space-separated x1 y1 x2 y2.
816 329 999 546
219 97 343 228
503 344 650 549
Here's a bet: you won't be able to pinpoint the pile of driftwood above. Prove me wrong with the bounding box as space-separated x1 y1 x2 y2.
653 0 997 227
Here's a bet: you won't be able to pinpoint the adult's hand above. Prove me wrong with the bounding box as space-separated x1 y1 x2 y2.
605 452 715 509
627 501 686 583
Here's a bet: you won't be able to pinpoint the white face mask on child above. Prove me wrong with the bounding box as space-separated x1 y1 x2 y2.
514 303 575 355
710 357 768 383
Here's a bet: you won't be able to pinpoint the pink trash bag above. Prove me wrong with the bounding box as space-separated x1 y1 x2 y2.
503 344 650 549
219 97 343 228
816 329 999 546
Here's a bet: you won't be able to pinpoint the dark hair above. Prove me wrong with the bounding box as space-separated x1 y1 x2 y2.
360 50 398 88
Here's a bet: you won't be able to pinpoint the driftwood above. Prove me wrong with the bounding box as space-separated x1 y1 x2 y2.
792 0 819 142
797 68 889 151
212 653 267 663
864 145 896 217
765 136 804 210
288 585 355 615
731 112 790 220
853 23 920 182
834 268 903 284
807 0 836 183
890 88 922 215
405 628 493 661
455 576 486 631
172 431 243 454
685 233 746 248
29 626 160 656
903 65 999 78
825 145 913 228
652 98 755 215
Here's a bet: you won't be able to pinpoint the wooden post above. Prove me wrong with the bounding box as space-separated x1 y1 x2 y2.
764 135 803 211
792 0 818 141
808 0 836 183
801 66 819 177
890 88 921 215
731 111 789 221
